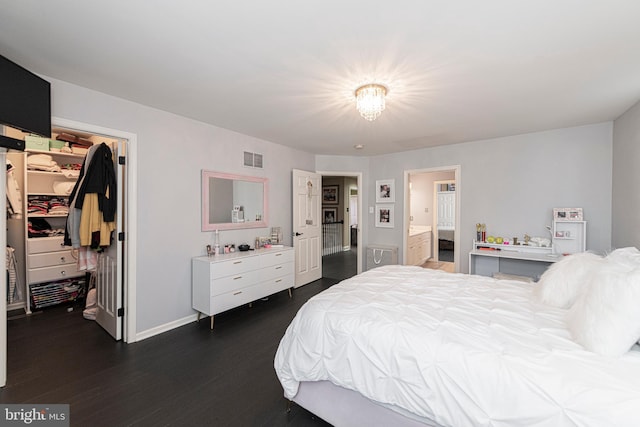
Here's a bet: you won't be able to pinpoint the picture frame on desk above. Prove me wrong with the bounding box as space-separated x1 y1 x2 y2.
553 207 583 221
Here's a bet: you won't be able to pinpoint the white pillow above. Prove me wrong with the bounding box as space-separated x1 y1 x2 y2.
606 246 640 271
566 265 640 356
533 252 605 308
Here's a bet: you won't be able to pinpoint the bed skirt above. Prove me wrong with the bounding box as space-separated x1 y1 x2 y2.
292 381 441 427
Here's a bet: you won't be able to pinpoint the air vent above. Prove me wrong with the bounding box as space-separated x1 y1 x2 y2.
243 151 263 168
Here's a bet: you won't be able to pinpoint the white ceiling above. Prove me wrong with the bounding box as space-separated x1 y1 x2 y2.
1 1 639 156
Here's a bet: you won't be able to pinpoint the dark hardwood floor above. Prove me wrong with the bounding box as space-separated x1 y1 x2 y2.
1 250 358 427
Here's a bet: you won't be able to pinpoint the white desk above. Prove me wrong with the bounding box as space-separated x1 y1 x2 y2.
469 247 561 280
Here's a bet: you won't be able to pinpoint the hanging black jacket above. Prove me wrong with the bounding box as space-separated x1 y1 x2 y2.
73 142 117 222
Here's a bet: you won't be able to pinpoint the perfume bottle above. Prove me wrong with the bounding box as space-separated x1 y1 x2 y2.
214 230 221 255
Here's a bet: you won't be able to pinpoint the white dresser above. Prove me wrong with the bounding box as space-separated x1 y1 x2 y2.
192 246 294 329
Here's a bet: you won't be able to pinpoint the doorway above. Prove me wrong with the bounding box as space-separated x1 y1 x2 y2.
1 118 137 387
318 172 362 282
404 166 460 273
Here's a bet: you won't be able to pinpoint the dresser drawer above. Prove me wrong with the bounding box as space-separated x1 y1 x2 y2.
29 250 77 269
261 250 294 268
28 264 83 285
28 237 67 254
260 274 294 297
210 270 259 296
211 256 260 278
211 285 259 315
261 262 293 281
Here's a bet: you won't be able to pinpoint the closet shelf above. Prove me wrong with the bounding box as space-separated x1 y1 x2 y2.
28 213 68 218
26 148 85 160
28 192 71 197
27 170 79 178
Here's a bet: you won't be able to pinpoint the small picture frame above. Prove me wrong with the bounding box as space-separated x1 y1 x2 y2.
375 205 394 228
322 208 337 224
322 185 339 204
376 179 395 203
553 207 583 221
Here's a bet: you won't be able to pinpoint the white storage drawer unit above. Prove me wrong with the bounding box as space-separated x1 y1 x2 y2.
192 246 294 329
27 236 83 285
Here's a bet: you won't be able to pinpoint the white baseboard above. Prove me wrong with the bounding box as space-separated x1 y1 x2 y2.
136 313 199 342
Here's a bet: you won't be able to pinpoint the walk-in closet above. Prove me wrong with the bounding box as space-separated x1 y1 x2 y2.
5 124 127 340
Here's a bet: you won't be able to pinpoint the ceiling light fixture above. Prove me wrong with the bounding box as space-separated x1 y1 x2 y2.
355 84 387 121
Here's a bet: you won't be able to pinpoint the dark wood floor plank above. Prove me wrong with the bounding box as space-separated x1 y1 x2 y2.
1 250 357 426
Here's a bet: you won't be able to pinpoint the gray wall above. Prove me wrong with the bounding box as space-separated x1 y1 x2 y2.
48 77 315 335
318 123 613 272
612 100 640 248
47 73 622 333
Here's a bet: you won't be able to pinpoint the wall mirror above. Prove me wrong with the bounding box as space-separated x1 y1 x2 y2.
202 170 268 231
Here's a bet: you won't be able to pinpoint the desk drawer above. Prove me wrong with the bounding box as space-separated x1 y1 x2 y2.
29 250 77 268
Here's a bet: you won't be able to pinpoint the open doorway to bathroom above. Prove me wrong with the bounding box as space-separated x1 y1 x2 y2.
404 166 460 273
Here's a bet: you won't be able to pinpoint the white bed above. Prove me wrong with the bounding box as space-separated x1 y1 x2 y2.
274 265 640 426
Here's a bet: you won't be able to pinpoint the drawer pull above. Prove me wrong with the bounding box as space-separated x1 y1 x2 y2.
233 261 242 264
233 276 243 280
276 279 282 283
275 253 282 257
60 256 66 263
60 270 66 276
275 266 282 270
233 291 242 295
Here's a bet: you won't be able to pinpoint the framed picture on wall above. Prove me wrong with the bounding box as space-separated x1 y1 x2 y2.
375 205 394 228
322 185 339 204
375 179 395 203
553 207 583 221
322 208 337 224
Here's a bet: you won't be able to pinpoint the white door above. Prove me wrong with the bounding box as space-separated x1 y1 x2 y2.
292 169 322 287
437 191 456 229
95 139 126 340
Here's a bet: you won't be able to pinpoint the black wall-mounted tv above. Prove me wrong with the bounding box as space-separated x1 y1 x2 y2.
0 54 51 150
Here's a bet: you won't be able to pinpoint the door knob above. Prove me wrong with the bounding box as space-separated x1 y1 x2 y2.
294 232 303 236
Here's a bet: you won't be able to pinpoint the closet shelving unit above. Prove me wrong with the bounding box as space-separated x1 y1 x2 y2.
7 148 87 313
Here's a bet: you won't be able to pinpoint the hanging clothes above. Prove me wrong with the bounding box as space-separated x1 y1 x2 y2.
6 159 23 219
64 143 116 271
64 144 99 248
74 143 116 224
6 246 21 303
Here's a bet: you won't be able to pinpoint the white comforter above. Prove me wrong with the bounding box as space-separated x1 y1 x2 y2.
274 265 640 426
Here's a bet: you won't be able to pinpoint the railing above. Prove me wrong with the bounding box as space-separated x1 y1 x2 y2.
322 221 344 256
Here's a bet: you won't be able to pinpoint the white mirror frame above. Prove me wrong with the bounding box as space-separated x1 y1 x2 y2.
201 170 268 231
